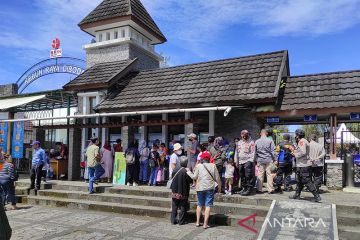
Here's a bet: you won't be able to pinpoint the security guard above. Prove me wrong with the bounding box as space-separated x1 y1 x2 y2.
309 134 326 193
289 129 321 202
234 130 255 196
274 134 294 192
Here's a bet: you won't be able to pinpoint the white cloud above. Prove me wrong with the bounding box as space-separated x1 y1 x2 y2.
142 0 360 57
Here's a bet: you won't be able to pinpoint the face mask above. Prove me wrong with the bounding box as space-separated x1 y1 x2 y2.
176 150 182 155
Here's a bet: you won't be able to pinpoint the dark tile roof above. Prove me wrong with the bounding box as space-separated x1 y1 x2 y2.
281 70 360 110
63 59 135 91
79 0 166 42
97 50 288 111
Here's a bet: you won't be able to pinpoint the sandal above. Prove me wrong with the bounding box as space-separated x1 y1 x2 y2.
196 223 201 227
203 225 210 229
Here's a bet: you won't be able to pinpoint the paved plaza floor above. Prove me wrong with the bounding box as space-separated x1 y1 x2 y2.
6 205 257 240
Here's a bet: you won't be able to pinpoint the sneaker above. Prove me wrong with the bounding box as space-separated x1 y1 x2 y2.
127 182 131 187
133 182 138 187
225 190 228 194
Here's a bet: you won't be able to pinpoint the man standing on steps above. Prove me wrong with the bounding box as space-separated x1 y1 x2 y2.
30 141 46 190
309 134 326 193
87 137 105 194
234 130 255 196
290 129 321 202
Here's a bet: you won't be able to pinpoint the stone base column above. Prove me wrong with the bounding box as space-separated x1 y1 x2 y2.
68 128 82 180
326 160 344 190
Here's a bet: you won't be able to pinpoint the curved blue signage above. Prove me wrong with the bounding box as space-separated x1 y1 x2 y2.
16 57 85 93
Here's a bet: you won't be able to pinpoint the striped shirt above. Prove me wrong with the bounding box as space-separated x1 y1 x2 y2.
0 161 15 181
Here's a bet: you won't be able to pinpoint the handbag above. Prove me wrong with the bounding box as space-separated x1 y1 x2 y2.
167 167 184 189
156 167 162 182
203 164 218 188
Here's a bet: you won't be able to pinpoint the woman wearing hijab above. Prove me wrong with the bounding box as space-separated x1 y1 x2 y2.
138 140 150 184
100 141 114 183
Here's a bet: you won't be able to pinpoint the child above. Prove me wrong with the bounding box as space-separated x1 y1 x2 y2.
224 159 235 195
149 145 160 186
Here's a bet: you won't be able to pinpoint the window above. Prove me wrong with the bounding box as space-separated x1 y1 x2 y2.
114 31 118 39
99 33 103 42
122 29 126 38
106 32 110 40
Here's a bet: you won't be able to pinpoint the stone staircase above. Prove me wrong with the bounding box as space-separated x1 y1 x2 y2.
18 181 270 228
336 204 360 240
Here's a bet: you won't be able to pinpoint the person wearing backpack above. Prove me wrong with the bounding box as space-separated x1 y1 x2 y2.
148 145 160 186
125 141 140 187
87 137 105 194
274 134 294 192
138 140 150 184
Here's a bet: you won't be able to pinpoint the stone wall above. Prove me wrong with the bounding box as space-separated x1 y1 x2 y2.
215 109 261 141
326 162 344 190
0 84 18 97
86 43 160 70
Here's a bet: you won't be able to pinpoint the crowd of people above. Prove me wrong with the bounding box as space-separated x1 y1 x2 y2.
81 128 325 227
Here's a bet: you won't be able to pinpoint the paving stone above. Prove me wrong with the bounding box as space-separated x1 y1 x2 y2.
49 212 107 226
134 221 195 240
51 231 116 240
88 216 149 233
11 223 67 240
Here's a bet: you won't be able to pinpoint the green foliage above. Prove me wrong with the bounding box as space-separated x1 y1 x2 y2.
301 124 329 139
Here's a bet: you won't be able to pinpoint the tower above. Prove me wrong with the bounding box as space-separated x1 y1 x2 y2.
79 0 167 70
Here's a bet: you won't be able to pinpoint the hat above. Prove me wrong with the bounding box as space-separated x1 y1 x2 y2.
187 133 197 139
31 140 40 146
200 151 211 161
173 143 182 151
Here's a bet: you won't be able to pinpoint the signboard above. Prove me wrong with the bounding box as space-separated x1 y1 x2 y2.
50 38 62 58
0 123 8 153
350 113 360 121
266 117 280 123
304 114 317 122
113 152 126 185
50 49 62 58
12 122 24 159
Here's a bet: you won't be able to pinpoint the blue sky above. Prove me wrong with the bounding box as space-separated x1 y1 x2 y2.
1 0 360 93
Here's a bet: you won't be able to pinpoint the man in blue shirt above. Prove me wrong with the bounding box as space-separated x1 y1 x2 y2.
30 141 46 190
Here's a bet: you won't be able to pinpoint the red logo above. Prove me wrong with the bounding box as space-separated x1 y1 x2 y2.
238 213 258 234
52 38 60 49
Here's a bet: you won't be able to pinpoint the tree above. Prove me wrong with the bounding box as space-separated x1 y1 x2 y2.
301 124 329 139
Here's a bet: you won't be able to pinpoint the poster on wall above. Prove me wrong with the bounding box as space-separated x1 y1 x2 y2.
12 122 24 159
113 152 126 185
0 123 8 153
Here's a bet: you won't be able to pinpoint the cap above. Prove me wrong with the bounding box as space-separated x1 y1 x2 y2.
200 151 211 161
173 143 182 151
187 133 197 139
31 140 40 146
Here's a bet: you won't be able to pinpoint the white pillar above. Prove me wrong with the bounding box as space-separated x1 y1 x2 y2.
184 112 193 158
101 117 108 145
81 96 89 158
121 116 129 150
162 113 168 145
209 110 215 136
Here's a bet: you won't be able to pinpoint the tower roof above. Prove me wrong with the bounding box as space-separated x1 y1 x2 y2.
79 0 166 43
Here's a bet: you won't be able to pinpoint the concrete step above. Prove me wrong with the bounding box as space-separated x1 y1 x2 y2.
15 187 28 196
336 204 360 215
337 212 360 227
27 195 265 227
106 186 273 206
36 190 269 217
338 226 360 240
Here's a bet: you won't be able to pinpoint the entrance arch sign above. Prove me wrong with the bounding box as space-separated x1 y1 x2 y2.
16 57 85 93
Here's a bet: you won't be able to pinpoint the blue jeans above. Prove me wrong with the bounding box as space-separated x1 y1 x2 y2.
88 164 105 193
149 167 157 186
139 159 149 182
197 189 215 207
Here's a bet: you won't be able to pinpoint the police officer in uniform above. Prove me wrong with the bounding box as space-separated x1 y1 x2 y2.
234 130 255 196
274 134 294 192
309 134 326 193
289 129 321 202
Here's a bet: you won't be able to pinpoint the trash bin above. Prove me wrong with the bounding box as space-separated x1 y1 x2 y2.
353 154 360 187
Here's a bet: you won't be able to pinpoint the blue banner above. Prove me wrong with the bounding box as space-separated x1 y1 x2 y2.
266 117 280 123
0 123 8 153
12 122 24 159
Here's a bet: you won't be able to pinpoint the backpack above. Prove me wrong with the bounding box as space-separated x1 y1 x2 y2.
278 143 293 165
125 150 136 165
149 151 159 168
